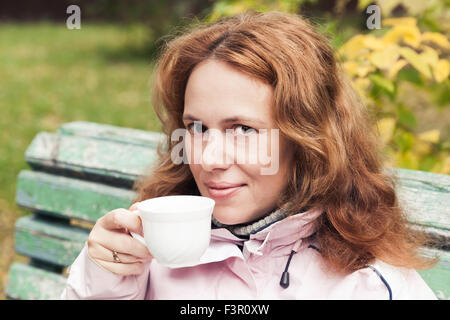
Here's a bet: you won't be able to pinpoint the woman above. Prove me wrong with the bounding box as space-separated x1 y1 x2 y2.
61 11 437 299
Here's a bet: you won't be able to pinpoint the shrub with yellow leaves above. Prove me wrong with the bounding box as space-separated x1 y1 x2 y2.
338 16 449 174
207 0 449 174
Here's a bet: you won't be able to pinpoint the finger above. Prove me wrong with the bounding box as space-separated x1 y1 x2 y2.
129 202 140 211
88 241 150 264
95 259 146 276
93 227 151 260
101 208 142 235
128 203 143 236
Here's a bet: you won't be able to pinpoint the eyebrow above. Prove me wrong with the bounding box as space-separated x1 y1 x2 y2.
182 114 268 127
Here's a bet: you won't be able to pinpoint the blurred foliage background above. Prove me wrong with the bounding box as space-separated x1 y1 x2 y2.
0 0 448 298
207 0 450 173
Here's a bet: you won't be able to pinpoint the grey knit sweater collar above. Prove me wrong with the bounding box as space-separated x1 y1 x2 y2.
211 205 292 239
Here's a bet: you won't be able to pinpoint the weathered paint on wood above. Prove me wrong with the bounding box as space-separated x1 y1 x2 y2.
418 248 450 300
15 214 89 267
394 168 450 231
58 121 166 149
394 167 450 191
16 170 137 222
25 132 158 184
6 262 67 300
392 167 450 248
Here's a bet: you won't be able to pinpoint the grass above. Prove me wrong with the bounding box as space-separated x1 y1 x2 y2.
0 22 161 299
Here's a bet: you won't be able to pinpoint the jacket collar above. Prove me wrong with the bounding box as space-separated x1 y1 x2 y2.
209 206 324 258
211 204 291 238
212 206 323 240
191 206 323 267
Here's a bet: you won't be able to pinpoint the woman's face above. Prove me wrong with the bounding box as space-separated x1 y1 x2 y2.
183 59 294 225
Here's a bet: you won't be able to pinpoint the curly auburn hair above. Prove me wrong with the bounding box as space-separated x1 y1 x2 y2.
132 10 435 274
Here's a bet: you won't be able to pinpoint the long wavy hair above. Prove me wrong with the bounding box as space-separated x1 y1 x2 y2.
132 11 435 274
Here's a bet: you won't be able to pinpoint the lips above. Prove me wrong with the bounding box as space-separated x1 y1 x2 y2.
205 181 245 189
204 182 246 200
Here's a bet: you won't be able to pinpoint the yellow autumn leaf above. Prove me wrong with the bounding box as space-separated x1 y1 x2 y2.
403 28 422 48
420 46 439 68
418 129 440 143
383 25 421 48
422 32 450 50
399 47 432 79
358 52 372 62
363 35 385 51
370 44 400 69
376 117 396 145
383 17 417 27
357 63 375 77
343 61 374 78
338 35 368 60
433 59 450 83
342 61 358 76
388 59 408 79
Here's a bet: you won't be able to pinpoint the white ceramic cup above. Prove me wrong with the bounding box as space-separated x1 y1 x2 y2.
130 195 215 268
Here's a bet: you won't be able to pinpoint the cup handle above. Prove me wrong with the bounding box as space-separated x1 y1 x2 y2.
129 209 146 246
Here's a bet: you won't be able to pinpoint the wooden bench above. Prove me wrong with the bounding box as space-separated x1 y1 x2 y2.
5 121 450 299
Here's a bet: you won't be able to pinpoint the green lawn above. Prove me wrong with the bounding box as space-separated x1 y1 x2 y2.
0 22 160 298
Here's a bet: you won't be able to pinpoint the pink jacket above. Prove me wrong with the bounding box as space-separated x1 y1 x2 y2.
61 208 436 300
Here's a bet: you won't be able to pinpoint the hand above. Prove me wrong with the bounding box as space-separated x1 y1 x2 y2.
87 203 152 275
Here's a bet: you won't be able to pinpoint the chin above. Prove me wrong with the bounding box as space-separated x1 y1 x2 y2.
213 207 249 225
213 203 276 226
213 215 241 225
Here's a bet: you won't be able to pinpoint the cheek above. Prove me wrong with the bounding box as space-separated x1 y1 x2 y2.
250 169 284 195
253 130 279 169
249 148 292 197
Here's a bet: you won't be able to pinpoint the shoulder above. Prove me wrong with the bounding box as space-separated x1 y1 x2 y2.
356 259 437 300
297 245 436 300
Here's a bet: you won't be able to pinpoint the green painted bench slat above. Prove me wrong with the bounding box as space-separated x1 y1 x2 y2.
25 132 158 184
396 168 450 231
15 214 89 267
58 121 166 149
5 262 67 300
16 170 137 222
394 167 450 191
394 168 450 249
418 248 450 300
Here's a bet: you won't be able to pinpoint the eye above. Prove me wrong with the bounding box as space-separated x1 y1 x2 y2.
186 122 207 135
233 124 256 135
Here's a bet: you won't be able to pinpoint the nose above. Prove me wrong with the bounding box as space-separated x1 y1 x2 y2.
200 129 233 172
